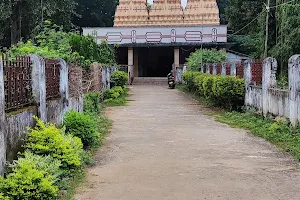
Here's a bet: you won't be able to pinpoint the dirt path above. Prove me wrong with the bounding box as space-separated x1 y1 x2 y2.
75 85 300 200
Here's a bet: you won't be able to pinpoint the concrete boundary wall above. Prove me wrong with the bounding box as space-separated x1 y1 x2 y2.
244 56 300 126
0 55 84 175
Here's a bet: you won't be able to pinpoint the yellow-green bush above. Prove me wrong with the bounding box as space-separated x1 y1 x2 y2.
0 193 9 200
26 118 83 168
0 152 60 200
183 72 245 109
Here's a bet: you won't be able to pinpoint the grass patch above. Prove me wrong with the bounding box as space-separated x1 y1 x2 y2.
104 96 127 107
60 167 86 200
215 111 300 161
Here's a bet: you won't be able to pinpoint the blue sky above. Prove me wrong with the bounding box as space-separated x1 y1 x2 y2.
147 0 188 8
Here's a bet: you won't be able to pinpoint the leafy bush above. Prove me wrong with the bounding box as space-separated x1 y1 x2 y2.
0 193 9 200
103 87 123 100
111 71 128 87
0 152 60 200
83 92 101 114
186 49 227 71
183 72 245 109
64 110 100 148
26 117 82 168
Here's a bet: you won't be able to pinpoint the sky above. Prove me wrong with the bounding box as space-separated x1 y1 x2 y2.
147 0 188 8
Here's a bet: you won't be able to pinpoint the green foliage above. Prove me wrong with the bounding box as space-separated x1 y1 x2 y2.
64 110 100 149
186 49 227 71
83 92 101 115
0 193 9 200
7 21 116 68
26 117 82 168
183 72 245 109
0 152 59 200
103 86 128 106
216 112 300 161
111 71 128 87
270 4 300 69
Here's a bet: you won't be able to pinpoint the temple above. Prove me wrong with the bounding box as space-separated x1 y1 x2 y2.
83 0 227 78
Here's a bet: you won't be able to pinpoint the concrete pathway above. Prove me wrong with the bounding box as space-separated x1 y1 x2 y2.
75 85 300 200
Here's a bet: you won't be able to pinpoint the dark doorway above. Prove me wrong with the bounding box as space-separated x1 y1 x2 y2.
138 47 174 77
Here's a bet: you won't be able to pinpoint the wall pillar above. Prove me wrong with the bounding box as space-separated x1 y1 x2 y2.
288 55 300 126
0 60 6 175
128 47 134 84
262 57 277 117
244 60 252 108
221 63 226 76
30 55 47 122
201 64 204 73
58 59 70 124
206 64 210 74
134 49 139 77
230 62 237 76
212 64 217 75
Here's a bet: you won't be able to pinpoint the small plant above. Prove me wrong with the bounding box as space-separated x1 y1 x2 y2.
64 110 100 149
111 71 128 87
26 117 82 168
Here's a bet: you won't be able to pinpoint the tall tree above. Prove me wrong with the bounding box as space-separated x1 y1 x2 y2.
0 0 77 47
73 0 117 27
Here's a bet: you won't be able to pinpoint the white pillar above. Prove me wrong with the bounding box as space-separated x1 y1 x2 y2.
212 63 217 75
0 60 6 175
288 55 300 126
30 54 47 122
262 57 277 117
230 62 237 76
221 63 226 76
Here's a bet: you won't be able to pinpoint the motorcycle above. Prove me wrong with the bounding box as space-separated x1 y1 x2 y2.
168 75 175 89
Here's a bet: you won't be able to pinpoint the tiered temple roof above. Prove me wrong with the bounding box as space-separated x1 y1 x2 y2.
114 0 220 27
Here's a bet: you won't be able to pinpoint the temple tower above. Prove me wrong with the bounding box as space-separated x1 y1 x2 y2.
114 0 220 27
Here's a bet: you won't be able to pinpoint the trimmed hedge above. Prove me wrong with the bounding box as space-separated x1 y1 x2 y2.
183 72 245 109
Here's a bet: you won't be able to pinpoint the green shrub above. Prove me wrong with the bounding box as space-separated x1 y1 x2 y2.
111 71 128 87
0 152 60 200
182 72 245 109
26 117 82 168
83 92 101 114
103 86 126 100
0 193 9 200
64 110 100 148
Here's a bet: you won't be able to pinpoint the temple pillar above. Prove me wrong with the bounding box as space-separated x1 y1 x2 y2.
134 49 139 77
128 47 134 84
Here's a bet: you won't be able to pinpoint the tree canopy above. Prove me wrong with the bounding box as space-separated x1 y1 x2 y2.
0 0 118 48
